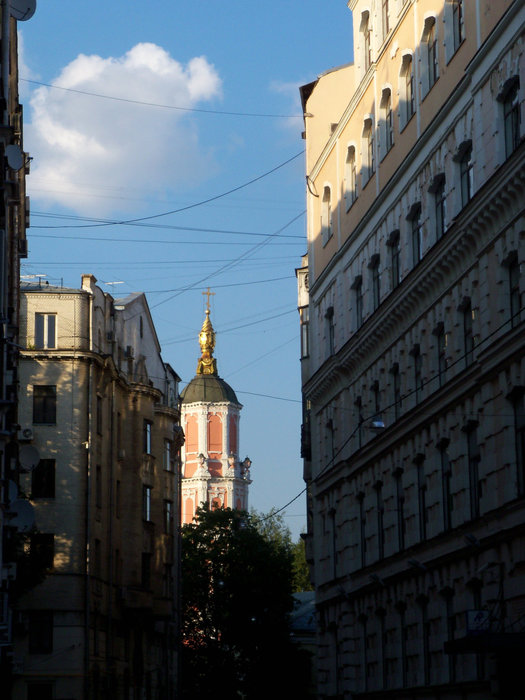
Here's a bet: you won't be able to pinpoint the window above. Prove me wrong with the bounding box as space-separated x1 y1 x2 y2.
325 306 335 357
143 419 152 454
509 387 525 496
396 602 408 687
444 590 456 682
116 480 121 519
418 596 431 686
344 146 357 208
355 395 363 449
321 186 332 245
28 612 53 654
455 140 473 207
439 441 453 531
361 12 372 72
33 385 56 424
141 552 152 589
369 255 381 311
464 421 480 520
27 683 53 700
422 18 439 94
353 276 363 329
143 485 152 522
388 230 401 288
429 174 446 239
35 313 56 349
31 459 55 498
375 481 384 560
380 89 394 156
411 344 424 403
394 468 405 550
357 492 366 568
501 78 521 159
164 439 173 471
96 395 103 435
407 204 422 266
371 380 381 422
434 323 447 387
415 454 427 541
30 533 54 570
363 118 375 183
163 563 174 598
164 500 174 535
94 538 102 578
300 306 310 358
382 0 389 39
507 252 521 327
95 464 102 510
390 363 401 420
452 0 464 52
400 54 415 128
460 298 475 366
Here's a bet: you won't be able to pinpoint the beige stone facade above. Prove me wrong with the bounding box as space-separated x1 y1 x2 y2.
0 6 31 674
298 2 525 698
12 275 182 700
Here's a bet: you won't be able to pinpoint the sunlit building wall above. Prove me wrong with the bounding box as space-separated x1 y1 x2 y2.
298 1 525 698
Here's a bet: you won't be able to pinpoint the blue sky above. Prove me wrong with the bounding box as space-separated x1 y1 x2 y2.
19 1 354 540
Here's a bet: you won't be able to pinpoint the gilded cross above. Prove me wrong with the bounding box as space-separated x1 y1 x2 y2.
202 287 215 311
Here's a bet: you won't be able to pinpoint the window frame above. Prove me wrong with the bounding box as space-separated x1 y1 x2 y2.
33 385 57 425
35 313 57 350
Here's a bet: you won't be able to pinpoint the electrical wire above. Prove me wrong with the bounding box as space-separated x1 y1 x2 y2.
29 211 305 238
21 77 304 119
27 151 305 229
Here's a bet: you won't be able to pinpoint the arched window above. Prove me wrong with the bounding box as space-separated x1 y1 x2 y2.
380 88 394 158
421 17 439 96
360 11 372 73
344 146 357 208
362 118 375 185
399 53 415 129
321 185 332 245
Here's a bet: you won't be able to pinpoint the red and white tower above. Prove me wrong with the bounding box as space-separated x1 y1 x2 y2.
180 296 252 524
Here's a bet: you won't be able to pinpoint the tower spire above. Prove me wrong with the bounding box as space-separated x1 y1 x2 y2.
196 290 217 376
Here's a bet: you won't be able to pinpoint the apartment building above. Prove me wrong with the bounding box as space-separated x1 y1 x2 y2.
298 1 524 698
11 275 183 700
0 4 33 675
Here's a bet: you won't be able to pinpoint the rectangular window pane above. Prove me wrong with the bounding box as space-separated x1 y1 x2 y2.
33 386 57 424
31 459 55 498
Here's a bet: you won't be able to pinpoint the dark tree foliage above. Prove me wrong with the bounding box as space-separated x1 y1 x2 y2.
181 505 310 699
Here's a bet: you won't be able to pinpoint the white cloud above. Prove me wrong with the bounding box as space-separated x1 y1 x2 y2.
269 80 304 132
25 43 222 215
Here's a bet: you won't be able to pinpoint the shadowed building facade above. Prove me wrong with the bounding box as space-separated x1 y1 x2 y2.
12 274 183 700
298 2 525 698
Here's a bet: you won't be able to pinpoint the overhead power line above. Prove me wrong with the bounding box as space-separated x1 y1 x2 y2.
26 151 305 230
21 77 304 119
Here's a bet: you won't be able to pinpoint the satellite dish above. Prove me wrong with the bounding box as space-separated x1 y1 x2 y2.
10 0 36 21
8 499 35 532
6 144 23 170
19 444 40 472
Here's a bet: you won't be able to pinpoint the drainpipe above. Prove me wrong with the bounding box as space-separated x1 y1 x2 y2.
1 0 10 127
106 376 115 688
84 291 93 699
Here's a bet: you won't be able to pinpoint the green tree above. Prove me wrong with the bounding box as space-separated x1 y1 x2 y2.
181 505 309 699
291 536 314 593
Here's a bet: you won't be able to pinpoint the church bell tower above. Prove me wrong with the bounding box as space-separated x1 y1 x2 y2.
180 292 252 524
